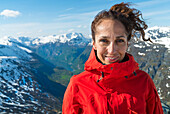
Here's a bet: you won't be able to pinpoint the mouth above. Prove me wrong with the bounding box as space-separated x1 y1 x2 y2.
106 56 120 63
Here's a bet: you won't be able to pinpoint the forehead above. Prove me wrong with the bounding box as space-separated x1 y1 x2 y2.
95 19 127 35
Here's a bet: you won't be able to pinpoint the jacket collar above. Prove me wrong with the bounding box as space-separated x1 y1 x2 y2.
85 48 139 78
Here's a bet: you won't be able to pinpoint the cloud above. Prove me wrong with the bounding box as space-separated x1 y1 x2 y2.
66 8 74 11
68 29 74 32
59 30 64 33
83 25 87 28
144 10 170 16
77 25 82 28
56 10 98 22
0 9 21 17
0 22 80 38
136 0 170 7
58 14 71 17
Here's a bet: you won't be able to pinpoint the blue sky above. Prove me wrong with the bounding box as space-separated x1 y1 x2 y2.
0 0 170 38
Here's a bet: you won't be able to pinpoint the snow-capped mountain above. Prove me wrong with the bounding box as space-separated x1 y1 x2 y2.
0 38 65 113
146 26 170 39
1 26 169 48
0 26 169 113
6 32 91 47
145 26 170 50
129 26 170 113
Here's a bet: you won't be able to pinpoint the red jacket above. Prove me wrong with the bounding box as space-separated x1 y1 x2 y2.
62 48 163 114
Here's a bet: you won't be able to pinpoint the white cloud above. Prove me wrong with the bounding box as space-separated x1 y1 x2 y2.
66 8 74 11
77 25 82 28
83 25 87 28
59 30 64 33
58 14 70 17
56 10 98 21
38 29 43 33
144 10 170 16
136 0 170 7
68 29 74 32
0 9 21 17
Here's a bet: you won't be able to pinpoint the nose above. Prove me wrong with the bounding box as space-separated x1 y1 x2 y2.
107 42 117 54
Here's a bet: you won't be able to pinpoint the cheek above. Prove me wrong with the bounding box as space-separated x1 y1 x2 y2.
123 45 128 51
96 46 107 57
119 44 128 54
97 47 104 55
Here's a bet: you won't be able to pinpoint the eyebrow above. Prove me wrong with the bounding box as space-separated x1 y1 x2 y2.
100 36 109 39
116 36 126 39
100 35 126 39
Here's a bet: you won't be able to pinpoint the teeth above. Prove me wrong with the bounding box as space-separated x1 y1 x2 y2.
108 57 116 59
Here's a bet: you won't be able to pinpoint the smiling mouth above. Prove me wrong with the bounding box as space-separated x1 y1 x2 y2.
106 56 119 62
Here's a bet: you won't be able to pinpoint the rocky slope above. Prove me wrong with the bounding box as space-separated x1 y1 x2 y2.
0 37 66 113
0 26 169 113
31 26 170 112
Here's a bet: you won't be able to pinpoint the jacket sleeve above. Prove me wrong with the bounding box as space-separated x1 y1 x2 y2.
62 76 83 114
146 76 163 114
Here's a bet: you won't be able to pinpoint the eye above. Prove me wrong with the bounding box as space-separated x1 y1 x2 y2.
100 39 109 43
116 39 125 43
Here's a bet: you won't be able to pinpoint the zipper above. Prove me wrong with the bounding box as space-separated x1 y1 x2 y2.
97 72 104 82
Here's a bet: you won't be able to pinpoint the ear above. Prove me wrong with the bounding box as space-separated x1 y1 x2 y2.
92 40 97 50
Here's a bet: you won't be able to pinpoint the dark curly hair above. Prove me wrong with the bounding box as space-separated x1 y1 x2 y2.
91 2 152 42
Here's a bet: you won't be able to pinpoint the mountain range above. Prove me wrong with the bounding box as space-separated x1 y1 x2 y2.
0 26 169 113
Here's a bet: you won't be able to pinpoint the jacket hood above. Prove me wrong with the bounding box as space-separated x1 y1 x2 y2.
85 48 139 79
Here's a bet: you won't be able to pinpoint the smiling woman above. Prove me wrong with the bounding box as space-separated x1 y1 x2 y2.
62 2 163 114
93 19 128 64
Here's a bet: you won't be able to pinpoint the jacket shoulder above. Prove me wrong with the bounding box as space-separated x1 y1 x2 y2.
137 69 157 88
136 69 150 79
135 69 156 87
70 71 93 84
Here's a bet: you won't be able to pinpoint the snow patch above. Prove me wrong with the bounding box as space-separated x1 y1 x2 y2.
168 76 170 79
134 44 143 48
146 49 152 52
153 37 170 50
138 52 145 56
168 92 170 95
17 46 32 53
157 88 163 99
0 56 17 59
155 50 159 52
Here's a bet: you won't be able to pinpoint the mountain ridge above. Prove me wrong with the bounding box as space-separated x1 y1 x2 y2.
0 26 169 113
0 38 66 113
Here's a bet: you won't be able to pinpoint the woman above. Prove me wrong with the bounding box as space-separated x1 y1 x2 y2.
62 2 163 114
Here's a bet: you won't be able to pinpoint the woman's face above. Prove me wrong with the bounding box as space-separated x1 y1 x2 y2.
93 19 128 65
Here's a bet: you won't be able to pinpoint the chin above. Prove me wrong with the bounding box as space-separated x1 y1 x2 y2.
105 61 120 65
